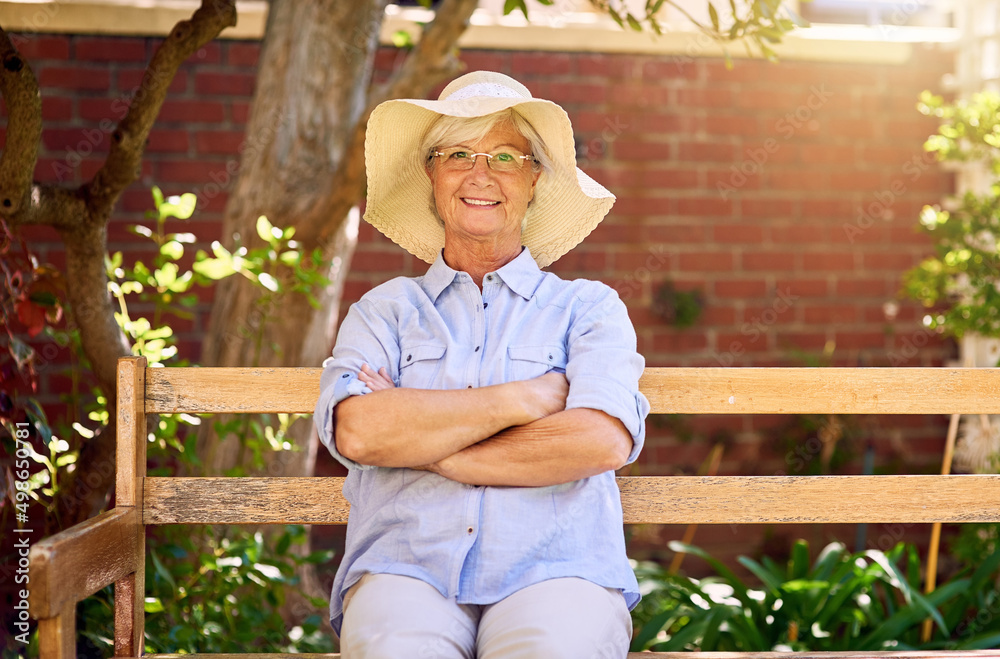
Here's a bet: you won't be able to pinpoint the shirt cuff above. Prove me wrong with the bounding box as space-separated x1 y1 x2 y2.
565 375 650 465
314 365 376 471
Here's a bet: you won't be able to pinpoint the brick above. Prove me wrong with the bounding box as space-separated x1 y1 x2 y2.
42 127 110 152
461 50 509 73
716 331 770 354
678 251 734 271
75 37 147 61
766 169 824 191
188 42 222 65
828 118 879 141
775 278 828 297
227 41 261 67
641 58 699 81
41 96 72 121
801 251 856 271
639 168 698 189
613 140 670 162
645 223 706 243
705 114 760 137
196 130 245 154
79 97 127 123
770 224 825 243
776 331 829 350
741 198 795 219
737 89 803 111
677 87 734 108
834 331 887 349
829 171 882 192
512 52 571 76
541 81 609 105
678 141 735 163
159 99 227 124
800 144 857 165
577 54 633 78
861 251 921 271
609 197 670 217
157 159 233 183
803 304 858 324
194 71 256 96
835 278 891 297
711 223 762 243
40 66 110 91
743 251 795 271
608 84 670 108
651 331 709 352
701 60 763 83
800 198 855 219
714 279 767 298
707 168 760 193
10 35 70 60
147 130 189 153
677 197 733 217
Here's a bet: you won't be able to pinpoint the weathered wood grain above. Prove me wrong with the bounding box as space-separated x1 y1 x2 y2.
115 356 147 658
146 366 323 413
144 475 1000 525
144 366 1000 415
116 356 146 507
29 507 140 619
38 603 75 659
638 367 1000 414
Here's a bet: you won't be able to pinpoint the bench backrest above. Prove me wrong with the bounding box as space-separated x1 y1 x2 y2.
29 356 1000 658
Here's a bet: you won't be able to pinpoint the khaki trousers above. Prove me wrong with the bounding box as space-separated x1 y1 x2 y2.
339 573 632 658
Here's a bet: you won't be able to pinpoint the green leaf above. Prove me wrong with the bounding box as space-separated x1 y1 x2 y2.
256 215 276 243
503 0 529 20
256 272 280 292
391 29 414 48
709 3 720 31
151 186 164 210
159 192 197 221
144 597 165 614
626 12 643 31
160 240 184 261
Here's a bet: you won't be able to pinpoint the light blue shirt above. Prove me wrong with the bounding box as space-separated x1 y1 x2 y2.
314 247 650 635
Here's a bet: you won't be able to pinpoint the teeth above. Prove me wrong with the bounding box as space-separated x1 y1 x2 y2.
464 198 499 206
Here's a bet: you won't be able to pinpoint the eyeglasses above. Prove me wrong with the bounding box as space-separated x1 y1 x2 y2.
431 146 535 173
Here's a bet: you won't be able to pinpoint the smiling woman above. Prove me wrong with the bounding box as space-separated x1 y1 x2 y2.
313 71 649 658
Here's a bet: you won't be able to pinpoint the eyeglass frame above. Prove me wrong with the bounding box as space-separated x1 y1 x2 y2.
429 146 537 172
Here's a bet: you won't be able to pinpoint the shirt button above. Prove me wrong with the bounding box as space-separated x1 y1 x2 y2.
406 354 412 362
467 385 473 389
341 373 350 378
467 526 474 534
548 353 553 360
486 274 493 281
483 302 488 309
475 346 480 352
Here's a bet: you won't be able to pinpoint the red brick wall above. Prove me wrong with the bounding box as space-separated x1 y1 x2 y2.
5 34 958 566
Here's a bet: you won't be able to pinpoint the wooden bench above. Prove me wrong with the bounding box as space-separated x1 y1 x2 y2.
28 355 1000 658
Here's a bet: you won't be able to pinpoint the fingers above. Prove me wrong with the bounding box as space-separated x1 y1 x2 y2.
358 363 396 390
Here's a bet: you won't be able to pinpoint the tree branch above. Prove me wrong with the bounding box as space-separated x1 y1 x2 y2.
313 0 478 246
86 0 237 217
0 25 41 217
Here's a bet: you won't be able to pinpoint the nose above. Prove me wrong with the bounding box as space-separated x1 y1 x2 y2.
467 154 494 179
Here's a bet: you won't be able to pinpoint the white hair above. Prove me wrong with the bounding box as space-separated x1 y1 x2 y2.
420 109 553 232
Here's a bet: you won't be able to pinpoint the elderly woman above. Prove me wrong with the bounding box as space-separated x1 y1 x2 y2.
314 71 649 658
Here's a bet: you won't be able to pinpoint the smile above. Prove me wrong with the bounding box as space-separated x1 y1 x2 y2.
462 198 500 207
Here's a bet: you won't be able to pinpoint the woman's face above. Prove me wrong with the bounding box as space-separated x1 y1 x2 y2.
427 122 541 254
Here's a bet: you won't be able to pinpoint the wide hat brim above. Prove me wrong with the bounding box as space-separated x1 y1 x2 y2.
363 72 615 268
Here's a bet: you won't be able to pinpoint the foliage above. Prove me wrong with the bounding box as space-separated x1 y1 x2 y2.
631 539 1000 652
79 525 335 654
651 280 704 328
904 92 1000 339
499 0 807 64
5 187 335 655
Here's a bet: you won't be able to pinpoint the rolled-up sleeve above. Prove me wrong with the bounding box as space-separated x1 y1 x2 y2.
314 297 400 471
564 286 650 465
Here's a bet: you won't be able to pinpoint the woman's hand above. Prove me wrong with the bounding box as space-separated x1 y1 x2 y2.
521 371 569 421
358 364 395 391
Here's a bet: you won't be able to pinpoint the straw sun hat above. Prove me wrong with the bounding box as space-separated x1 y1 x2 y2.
363 71 615 268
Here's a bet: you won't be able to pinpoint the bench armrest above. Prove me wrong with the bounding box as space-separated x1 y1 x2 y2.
29 507 141 619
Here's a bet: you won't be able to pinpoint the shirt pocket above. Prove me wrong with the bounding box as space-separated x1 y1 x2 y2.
398 343 446 388
506 344 567 381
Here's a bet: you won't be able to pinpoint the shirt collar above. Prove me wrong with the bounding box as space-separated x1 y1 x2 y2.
421 247 544 302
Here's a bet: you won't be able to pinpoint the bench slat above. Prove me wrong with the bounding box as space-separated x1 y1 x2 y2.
144 475 1000 525
144 367 1000 415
